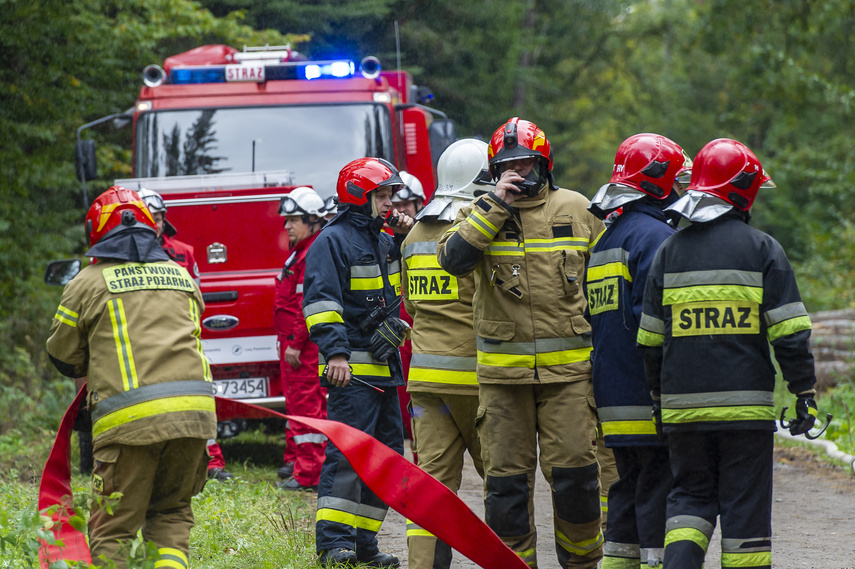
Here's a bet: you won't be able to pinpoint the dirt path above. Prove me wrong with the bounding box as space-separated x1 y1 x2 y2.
376 443 855 569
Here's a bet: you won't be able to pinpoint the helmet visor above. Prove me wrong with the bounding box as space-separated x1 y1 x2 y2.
278 196 304 216
676 150 694 186
141 193 166 214
391 187 422 202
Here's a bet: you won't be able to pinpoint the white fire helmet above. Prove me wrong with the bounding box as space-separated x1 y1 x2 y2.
278 186 326 217
392 171 426 203
137 188 176 236
417 138 492 222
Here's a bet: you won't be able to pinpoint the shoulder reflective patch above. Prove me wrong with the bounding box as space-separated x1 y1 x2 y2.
102 263 195 294
408 270 459 300
672 301 759 336
55 305 79 327
587 277 619 315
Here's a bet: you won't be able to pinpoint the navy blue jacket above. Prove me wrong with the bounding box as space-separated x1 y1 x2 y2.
302 208 405 388
638 212 816 433
585 200 674 446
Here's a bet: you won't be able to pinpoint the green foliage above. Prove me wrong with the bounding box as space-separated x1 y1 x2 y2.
819 372 855 455
0 0 300 406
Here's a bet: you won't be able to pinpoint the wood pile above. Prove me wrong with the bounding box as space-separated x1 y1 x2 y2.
810 309 855 391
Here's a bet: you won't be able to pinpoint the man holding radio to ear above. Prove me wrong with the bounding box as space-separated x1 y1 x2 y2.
439 118 606 569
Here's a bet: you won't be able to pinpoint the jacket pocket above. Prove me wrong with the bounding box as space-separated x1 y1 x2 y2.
476 319 516 343
570 314 592 337
561 250 584 296
488 261 525 300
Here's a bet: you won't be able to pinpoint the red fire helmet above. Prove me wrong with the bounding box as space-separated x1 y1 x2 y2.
336 157 404 206
85 186 157 247
686 138 774 211
487 117 553 179
609 133 687 200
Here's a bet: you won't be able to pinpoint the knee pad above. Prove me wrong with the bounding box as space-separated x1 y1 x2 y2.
552 463 600 524
485 474 531 537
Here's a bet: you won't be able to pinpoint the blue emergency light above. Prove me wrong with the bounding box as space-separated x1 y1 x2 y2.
168 60 359 85
300 61 356 80
170 67 227 84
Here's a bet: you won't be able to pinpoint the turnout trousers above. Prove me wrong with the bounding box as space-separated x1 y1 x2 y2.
478 381 603 569
596 427 618 532
664 430 773 569
89 438 209 569
315 383 404 557
406 391 484 569
601 445 672 568
279 337 328 486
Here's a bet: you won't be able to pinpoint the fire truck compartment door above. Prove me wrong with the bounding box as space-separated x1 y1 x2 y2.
203 335 279 364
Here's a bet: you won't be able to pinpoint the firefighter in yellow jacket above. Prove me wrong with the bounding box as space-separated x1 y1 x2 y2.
438 118 606 569
402 138 491 569
46 186 217 569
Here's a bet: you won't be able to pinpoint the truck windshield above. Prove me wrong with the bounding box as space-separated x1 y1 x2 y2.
134 103 393 196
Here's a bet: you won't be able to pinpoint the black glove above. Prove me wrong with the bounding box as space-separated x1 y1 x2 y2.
369 317 410 362
788 395 818 436
650 391 664 441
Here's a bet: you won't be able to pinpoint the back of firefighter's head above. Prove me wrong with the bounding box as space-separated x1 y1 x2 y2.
436 138 492 200
278 186 325 244
487 117 554 191
336 157 405 219
668 138 775 223
392 171 425 218
85 186 158 247
137 187 175 238
589 133 690 219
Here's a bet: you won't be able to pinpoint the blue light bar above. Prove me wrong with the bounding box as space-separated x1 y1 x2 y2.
171 67 227 84
298 61 355 81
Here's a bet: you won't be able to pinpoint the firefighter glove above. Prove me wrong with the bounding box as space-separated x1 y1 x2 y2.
369 317 410 362
788 395 818 436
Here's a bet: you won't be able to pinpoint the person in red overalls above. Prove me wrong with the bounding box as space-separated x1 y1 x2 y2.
139 188 234 482
274 186 329 491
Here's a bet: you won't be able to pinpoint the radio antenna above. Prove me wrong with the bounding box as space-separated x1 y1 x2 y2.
395 21 402 75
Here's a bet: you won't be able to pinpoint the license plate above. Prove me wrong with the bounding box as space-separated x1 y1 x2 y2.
214 377 268 398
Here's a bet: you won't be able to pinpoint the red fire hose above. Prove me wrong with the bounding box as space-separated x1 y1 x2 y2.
38 387 527 569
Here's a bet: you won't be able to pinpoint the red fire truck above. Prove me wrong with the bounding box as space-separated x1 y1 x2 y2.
76 44 455 429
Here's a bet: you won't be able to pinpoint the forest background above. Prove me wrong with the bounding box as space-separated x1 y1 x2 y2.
2 0 855 456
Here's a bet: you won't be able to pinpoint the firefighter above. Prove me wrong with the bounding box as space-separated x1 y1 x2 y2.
391 171 424 442
302 157 414 568
274 186 328 491
585 133 690 568
391 171 425 220
438 118 606 569
46 186 217 569
637 138 818 569
138 188 233 482
401 138 491 569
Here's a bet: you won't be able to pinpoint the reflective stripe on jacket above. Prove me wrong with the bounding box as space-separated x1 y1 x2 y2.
46 260 217 450
303 209 405 387
637 213 816 431
438 186 605 384
402 219 478 395
585 201 674 446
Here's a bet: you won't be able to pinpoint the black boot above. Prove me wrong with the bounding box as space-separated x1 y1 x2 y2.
319 548 358 567
357 551 400 568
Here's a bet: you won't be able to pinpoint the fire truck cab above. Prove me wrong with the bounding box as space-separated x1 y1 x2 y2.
79 44 454 424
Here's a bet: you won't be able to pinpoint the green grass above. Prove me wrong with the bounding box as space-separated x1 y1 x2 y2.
0 427 326 569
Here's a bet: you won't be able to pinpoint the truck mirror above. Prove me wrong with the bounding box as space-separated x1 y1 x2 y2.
75 140 98 182
112 109 133 130
429 119 457 167
45 259 82 286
